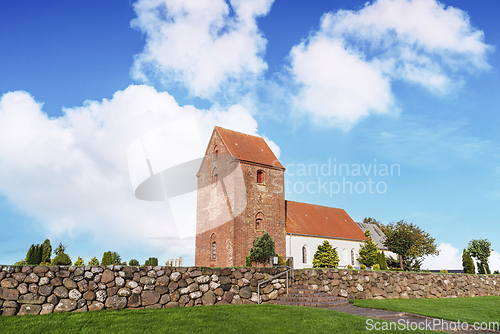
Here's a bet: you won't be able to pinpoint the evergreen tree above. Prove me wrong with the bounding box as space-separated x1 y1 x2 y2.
88 257 99 266
110 252 122 265
101 251 112 266
378 251 388 270
50 242 72 266
312 240 339 268
129 259 139 266
74 256 85 266
144 257 159 266
247 232 277 265
462 249 475 274
25 244 35 265
357 230 379 268
41 239 52 264
33 244 42 265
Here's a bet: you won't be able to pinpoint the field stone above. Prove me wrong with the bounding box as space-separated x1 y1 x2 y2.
54 286 69 298
51 278 62 286
39 277 50 286
127 294 141 308
77 280 88 293
18 293 46 304
74 305 88 313
84 271 94 280
3 300 18 308
118 288 131 297
39 285 53 296
95 290 107 303
18 304 42 316
40 303 54 315
12 273 26 283
140 277 155 285
33 266 48 274
24 273 39 284
101 270 114 284
1 278 18 289
83 291 95 301
115 277 125 287
105 295 127 310
54 299 77 312
141 290 160 306
69 289 82 301
62 278 77 290
47 295 59 305
126 280 138 289
0 288 20 301
88 301 104 311
28 283 39 294
2 308 17 316
202 290 215 306
170 272 181 282
156 276 169 286
160 294 171 304
239 287 251 299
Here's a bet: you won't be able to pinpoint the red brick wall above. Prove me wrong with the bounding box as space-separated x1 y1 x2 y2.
195 130 286 267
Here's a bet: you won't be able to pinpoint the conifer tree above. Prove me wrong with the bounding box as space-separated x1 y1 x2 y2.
110 252 122 265
74 256 85 266
462 249 475 274
144 257 158 266
25 244 35 265
101 251 112 266
50 242 72 266
248 232 277 265
312 240 339 268
41 239 52 264
378 251 388 270
357 230 379 268
88 257 99 266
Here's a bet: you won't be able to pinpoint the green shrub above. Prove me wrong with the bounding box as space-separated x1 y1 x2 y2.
248 232 276 265
360 264 366 270
440 269 448 273
101 251 112 266
378 251 388 270
88 257 99 266
494 270 499 275
129 259 139 266
372 264 380 270
144 257 158 266
347 265 353 270
313 240 339 268
357 230 379 267
462 249 475 274
74 257 85 266
50 252 72 266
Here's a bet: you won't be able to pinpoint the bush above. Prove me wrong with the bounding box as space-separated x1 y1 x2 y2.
50 252 72 266
101 251 112 266
494 270 499 275
462 249 475 274
245 256 252 267
88 257 99 266
74 257 85 266
360 264 366 270
378 252 388 270
372 264 380 270
248 232 276 265
313 240 339 268
347 265 353 270
440 270 448 273
144 257 158 266
129 259 139 266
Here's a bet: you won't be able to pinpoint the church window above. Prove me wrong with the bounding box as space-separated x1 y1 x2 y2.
212 242 217 259
256 218 262 230
255 212 264 231
215 146 218 160
257 170 264 184
302 246 307 264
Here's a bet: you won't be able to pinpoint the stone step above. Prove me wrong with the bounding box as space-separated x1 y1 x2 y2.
276 296 345 303
268 299 349 308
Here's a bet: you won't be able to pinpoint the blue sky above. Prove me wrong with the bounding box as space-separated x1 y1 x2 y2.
1 0 499 270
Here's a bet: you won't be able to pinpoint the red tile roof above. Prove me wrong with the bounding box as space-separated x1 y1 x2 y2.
285 201 366 241
215 127 284 169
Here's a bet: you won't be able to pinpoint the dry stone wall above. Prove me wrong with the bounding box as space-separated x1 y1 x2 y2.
293 269 500 300
0 265 289 316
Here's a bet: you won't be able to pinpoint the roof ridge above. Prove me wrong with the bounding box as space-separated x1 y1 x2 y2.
285 200 344 211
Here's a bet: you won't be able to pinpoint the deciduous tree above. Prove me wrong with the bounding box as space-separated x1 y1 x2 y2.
467 239 492 274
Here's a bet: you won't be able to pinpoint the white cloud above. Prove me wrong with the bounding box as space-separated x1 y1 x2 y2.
0 85 273 263
421 243 462 270
131 0 273 99
289 0 492 128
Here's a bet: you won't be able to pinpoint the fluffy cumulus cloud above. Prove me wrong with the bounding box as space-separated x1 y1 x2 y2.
0 85 276 263
289 0 492 128
131 0 273 99
422 243 500 272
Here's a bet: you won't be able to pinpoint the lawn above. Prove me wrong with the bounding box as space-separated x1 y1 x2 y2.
0 304 436 334
352 296 500 326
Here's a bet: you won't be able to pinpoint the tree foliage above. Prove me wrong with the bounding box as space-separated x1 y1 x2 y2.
462 249 475 274
382 220 439 271
101 251 112 266
110 252 122 265
41 239 52 264
144 257 158 266
378 251 388 270
88 257 99 266
313 240 339 268
467 239 492 274
357 230 379 268
50 243 72 266
74 256 85 266
248 232 277 265
129 259 139 266
25 244 42 265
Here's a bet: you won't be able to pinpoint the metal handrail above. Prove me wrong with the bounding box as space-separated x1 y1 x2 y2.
257 267 293 304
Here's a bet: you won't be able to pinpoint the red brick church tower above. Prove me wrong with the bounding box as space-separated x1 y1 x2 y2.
195 127 286 267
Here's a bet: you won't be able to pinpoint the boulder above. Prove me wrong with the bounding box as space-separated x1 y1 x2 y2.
54 299 77 312
202 290 215 305
101 270 115 284
239 287 252 299
39 285 54 297
54 286 69 298
40 303 54 315
17 283 28 295
127 293 141 308
141 290 160 306
83 291 95 301
24 273 39 284
105 295 127 310
68 289 82 301
18 293 46 304
1 278 18 289
95 290 107 303
18 304 42 316
88 301 104 311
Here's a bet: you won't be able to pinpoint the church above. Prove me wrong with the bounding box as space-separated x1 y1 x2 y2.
195 127 388 269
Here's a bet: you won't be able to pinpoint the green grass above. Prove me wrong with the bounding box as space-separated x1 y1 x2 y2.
352 296 500 325
0 304 436 333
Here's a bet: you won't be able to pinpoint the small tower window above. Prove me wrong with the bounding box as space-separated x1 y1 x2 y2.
212 242 217 259
257 170 264 184
256 218 262 230
302 246 307 264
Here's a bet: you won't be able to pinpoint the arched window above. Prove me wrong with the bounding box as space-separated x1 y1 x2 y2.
214 145 218 160
212 242 217 260
255 212 264 230
213 168 218 183
302 246 307 264
257 170 264 184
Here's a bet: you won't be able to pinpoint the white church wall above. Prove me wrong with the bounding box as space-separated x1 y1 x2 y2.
286 234 362 269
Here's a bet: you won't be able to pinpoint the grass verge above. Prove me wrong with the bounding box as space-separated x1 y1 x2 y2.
0 304 436 333
352 296 500 326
